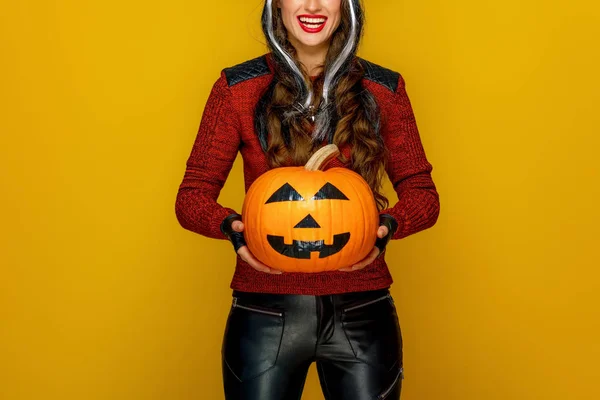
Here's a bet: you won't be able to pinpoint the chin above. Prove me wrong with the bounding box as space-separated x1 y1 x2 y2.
297 36 329 48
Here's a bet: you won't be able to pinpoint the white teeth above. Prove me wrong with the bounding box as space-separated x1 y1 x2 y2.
299 17 326 24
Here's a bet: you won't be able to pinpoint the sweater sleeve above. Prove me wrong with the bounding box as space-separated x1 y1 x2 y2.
175 72 241 240
379 74 440 240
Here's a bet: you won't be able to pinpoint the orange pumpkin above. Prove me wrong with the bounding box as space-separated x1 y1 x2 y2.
241 144 379 273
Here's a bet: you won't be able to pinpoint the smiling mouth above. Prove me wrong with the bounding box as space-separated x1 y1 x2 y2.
297 15 328 33
299 16 326 28
267 233 350 259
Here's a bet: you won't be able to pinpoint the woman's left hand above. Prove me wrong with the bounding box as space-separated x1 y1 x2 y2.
338 225 389 272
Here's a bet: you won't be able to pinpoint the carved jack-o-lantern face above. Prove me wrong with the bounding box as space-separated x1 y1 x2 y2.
242 148 379 273
265 181 352 260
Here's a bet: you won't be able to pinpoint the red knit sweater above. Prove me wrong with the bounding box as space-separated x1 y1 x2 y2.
175 53 440 295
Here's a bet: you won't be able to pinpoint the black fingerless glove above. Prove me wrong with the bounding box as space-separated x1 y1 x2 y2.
220 213 247 253
375 213 399 257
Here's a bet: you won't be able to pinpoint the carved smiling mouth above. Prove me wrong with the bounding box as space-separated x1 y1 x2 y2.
267 233 350 259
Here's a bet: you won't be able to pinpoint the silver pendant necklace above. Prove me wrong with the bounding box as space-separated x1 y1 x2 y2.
307 105 315 122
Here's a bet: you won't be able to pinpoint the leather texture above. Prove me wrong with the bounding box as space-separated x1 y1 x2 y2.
220 213 247 252
223 55 400 93
375 214 400 255
224 55 270 87
358 58 401 93
222 288 404 399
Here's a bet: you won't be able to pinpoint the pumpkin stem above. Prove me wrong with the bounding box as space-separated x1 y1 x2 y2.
305 144 340 171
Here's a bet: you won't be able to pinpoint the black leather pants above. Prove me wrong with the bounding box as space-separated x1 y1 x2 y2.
221 288 404 400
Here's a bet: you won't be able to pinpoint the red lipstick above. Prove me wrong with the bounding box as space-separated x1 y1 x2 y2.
297 14 328 33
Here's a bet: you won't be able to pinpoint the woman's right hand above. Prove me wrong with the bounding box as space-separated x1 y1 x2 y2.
231 221 283 275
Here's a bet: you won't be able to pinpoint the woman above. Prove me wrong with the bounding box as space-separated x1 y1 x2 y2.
175 0 440 398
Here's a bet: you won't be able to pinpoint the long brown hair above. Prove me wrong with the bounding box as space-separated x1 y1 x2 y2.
255 0 389 210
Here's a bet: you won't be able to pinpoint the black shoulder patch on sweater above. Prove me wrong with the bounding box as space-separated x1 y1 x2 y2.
223 55 270 87
358 58 400 92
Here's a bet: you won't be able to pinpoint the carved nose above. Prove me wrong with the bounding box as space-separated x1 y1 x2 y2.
294 214 321 229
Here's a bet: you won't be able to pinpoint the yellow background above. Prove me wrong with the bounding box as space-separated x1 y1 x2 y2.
1 0 599 399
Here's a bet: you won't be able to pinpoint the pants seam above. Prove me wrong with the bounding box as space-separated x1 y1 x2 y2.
317 362 333 400
313 296 320 358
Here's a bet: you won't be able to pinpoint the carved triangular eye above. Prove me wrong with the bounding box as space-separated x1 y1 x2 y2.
310 182 349 200
265 183 305 204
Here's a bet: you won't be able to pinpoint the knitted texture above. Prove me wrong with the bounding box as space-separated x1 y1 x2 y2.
175 54 440 295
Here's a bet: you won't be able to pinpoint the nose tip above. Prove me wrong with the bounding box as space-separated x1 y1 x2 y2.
305 0 322 13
